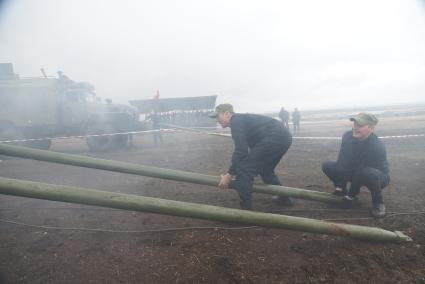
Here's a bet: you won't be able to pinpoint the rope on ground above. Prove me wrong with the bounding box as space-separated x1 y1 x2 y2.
0 218 259 233
0 211 424 233
319 211 425 221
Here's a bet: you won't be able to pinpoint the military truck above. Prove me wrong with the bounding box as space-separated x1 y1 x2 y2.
0 63 139 151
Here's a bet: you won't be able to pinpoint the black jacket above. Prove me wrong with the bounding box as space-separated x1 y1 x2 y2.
228 113 291 174
337 131 389 175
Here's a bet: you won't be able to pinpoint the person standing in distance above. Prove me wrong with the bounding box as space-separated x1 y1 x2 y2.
209 103 293 210
292 108 301 133
279 107 290 129
322 113 390 217
147 110 163 145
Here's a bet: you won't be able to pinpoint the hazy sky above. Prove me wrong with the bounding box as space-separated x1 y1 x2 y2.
1 0 425 112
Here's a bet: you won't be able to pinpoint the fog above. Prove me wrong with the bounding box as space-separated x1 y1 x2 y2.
1 0 425 113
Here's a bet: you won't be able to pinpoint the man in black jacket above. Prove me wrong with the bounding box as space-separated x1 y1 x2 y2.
209 104 293 210
322 113 390 217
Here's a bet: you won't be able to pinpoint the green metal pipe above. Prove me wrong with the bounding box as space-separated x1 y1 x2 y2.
0 143 341 204
0 177 411 242
0 143 340 204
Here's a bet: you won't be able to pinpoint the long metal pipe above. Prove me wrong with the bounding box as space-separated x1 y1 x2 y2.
0 143 340 204
0 177 411 242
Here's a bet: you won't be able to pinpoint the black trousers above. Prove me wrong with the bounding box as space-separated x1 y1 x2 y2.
322 161 390 204
232 131 292 207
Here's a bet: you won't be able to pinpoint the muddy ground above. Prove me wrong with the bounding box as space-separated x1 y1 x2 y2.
0 114 425 283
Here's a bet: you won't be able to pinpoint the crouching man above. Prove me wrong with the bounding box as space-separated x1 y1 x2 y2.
209 103 293 210
322 113 390 217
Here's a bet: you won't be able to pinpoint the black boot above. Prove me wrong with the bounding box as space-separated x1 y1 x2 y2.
239 199 252 210
371 203 386 217
272 195 294 206
238 190 253 210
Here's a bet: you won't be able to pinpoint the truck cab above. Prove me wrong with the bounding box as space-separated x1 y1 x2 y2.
0 63 139 151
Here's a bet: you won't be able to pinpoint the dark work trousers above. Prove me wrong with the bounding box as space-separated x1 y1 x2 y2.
322 161 390 204
232 134 292 208
322 161 351 190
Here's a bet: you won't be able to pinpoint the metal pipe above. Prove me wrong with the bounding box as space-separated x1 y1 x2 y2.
0 143 341 204
0 177 412 242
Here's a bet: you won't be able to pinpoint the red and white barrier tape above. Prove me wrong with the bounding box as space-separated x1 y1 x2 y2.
0 129 176 144
189 131 425 140
0 128 423 144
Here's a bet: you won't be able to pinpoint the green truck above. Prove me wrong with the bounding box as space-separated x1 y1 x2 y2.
0 63 139 151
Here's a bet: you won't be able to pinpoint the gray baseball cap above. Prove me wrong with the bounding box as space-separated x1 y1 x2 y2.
208 103 234 118
350 112 378 126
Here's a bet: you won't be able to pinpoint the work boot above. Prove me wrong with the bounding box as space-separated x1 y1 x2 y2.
340 195 358 209
239 199 252 210
332 187 346 196
272 196 294 207
371 203 386 217
238 190 253 210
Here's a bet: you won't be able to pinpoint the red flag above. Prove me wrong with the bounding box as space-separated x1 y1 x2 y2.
153 90 160 100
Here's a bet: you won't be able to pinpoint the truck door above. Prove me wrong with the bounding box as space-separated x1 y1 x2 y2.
59 89 91 128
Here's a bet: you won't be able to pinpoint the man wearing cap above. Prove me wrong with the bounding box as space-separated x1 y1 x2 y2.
209 103 293 210
322 113 390 217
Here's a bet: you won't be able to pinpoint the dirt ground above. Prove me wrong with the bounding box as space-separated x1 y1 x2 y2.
1 114 425 283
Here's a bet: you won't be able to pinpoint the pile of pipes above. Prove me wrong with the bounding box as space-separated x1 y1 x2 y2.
0 143 411 243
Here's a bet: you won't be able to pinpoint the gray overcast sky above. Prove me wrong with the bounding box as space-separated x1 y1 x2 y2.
1 0 425 112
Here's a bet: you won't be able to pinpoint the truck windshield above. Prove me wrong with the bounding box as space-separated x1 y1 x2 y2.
64 90 95 103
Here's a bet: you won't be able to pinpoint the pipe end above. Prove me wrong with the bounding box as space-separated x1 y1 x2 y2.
395 231 413 242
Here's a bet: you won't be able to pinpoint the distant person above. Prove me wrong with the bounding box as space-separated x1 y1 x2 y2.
147 111 163 145
56 71 74 85
292 108 301 133
321 113 389 217
208 103 293 210
127 105 140 148
278 107 290 128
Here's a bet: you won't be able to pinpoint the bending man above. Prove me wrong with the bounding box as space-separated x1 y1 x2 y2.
209 104 293 210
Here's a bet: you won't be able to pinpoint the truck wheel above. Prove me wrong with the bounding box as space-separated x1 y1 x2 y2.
0 128 51 151
0 127 25 146
86 124 128 151
86 124 112 151
113 132 129 148
0 127 25 159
